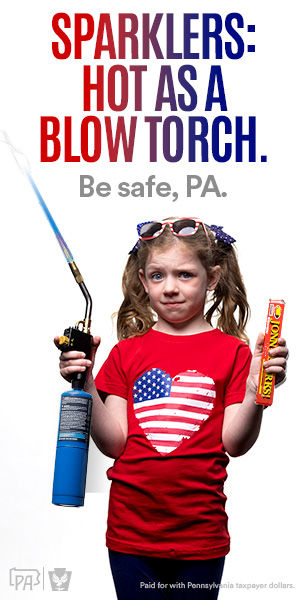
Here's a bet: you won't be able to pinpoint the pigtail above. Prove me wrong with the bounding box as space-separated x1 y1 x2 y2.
205 241 250 344
116 253 155 340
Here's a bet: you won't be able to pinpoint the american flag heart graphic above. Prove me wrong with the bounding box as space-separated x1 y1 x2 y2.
133 369 216 455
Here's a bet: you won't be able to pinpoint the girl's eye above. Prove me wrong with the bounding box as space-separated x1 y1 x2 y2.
180 272 193 279
151 272 163 281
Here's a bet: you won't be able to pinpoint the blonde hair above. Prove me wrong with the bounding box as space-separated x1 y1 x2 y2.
116 223 250 343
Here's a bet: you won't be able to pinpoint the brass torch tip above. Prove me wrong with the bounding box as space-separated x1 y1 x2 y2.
69 261 83 284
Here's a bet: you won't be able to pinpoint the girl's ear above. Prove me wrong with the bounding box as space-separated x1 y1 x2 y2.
138 268 149 294
207 265 221 291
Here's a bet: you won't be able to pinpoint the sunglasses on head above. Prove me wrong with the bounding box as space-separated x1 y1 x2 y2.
129 219 235 254
137 219 208 239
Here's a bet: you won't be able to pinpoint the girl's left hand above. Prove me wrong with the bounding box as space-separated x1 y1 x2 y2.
247 333 288 394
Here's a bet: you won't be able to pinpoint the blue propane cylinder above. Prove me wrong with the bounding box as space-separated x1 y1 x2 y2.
52 388 93 507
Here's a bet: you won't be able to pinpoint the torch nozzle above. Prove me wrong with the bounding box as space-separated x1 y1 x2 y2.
69 261 83 284
68 263 92 332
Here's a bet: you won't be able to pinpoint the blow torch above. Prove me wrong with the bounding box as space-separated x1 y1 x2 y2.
28 172 94 507
2 132 93 507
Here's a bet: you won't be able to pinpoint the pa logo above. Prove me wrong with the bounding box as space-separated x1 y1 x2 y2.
48 568 72 591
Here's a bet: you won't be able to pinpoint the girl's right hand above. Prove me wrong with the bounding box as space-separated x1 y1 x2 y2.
53 335 101 384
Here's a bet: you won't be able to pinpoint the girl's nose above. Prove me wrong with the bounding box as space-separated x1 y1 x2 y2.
163 276 179 295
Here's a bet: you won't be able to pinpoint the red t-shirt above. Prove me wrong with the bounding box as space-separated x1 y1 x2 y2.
94 328 252 560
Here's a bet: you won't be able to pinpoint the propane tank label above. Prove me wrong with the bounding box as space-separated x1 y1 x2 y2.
58 395 92 443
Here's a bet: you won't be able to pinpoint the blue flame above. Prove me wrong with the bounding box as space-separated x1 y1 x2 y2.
25 170 74 263
1 131 74 264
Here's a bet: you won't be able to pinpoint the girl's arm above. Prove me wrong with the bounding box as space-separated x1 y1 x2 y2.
222 334 288 457
87 381 128 459
54 336 128 460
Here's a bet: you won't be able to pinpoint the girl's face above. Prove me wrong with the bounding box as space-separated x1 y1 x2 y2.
139 242 221 334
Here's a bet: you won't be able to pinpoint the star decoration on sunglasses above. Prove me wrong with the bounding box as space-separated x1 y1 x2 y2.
137 221 154 237
129 221 153 254
208 225 236 244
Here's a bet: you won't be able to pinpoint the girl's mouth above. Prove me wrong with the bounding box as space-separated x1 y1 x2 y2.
162 301 184 307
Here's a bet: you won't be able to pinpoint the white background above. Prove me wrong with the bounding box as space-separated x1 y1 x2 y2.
0 1 298 598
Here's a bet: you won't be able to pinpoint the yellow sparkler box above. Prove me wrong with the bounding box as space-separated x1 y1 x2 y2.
256 300 285 407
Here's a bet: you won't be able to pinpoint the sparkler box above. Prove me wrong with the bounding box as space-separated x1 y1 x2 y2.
256 300 285 407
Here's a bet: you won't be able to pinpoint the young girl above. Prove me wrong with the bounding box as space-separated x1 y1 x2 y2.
55 218 288 600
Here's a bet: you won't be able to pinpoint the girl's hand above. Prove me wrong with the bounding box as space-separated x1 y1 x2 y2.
247 333 288 394
53 335 101 384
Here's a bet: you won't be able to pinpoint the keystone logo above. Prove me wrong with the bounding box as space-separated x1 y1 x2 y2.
48 568 72 591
